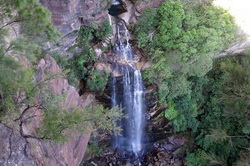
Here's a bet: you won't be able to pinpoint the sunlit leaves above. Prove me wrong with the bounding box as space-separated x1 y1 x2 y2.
164 101 178 120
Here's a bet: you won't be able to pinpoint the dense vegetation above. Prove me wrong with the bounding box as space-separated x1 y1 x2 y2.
64 21 112 90
134 0 237 103
134 0 249 165
0 0 120 142
184 52 250 166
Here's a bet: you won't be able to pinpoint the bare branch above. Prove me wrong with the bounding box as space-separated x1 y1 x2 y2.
14 104 43 122
2 44 13 57
0 20 22 30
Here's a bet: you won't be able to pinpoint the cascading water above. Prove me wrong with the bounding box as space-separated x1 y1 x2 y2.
111 19 146 154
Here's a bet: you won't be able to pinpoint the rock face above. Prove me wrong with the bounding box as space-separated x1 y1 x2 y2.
0 124 35 166
39 0 110 34
114 0 166 25
0 56 93 166
39 0 111 54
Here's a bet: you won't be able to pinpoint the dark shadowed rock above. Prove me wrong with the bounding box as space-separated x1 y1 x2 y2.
163 143 175 151
168 134 186 146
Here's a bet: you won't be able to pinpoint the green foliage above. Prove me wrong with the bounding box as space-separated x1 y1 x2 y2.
87 143 103 157
155 0 185 50
134 8 157 48
87 71 109 90
95 20 112 41
234 151 250 166
183 53 250 165
137 0 237 103
164 101 178 120
0 0 59 41
50 51 68 68
185 149 208 166
65 22 112 89
0 0 59 119
38 104 123 142
0 56 35 119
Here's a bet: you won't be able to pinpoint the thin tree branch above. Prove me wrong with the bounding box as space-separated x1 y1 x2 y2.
29 74 62 94
14 104 43 122
2 44 13 56
0 20 22 30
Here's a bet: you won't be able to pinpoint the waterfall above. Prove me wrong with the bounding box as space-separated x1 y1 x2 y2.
112 0 120 5
111 20 146 154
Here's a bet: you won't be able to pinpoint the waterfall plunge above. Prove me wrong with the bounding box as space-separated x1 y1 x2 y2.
111 20 146 154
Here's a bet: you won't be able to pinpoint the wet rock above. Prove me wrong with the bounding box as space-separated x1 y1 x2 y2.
173 159 182 166
163 143 175 151
85 138 185 165
160 161 168 166
94 62 112 73
153 142 160 148
168 134 186 146
117 0 136 24
109 0 127 16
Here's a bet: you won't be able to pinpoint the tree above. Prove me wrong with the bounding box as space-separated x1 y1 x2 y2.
185 53 250 166
136 0 237 103
0 0 59 41
0 0 119 143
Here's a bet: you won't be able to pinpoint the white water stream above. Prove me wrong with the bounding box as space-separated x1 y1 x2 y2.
111 20 145 153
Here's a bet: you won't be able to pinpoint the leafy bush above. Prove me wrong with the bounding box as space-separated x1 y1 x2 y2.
96 20 112 41
164 101 178 120
185 150 208 166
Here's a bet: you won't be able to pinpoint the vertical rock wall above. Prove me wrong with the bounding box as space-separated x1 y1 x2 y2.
39 0 111 35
